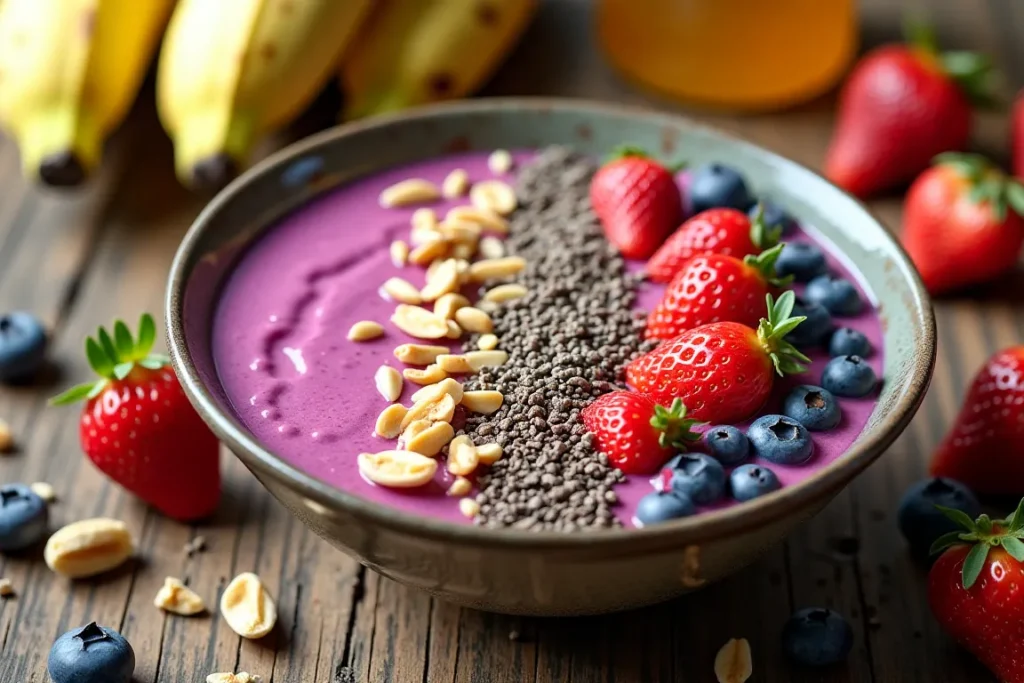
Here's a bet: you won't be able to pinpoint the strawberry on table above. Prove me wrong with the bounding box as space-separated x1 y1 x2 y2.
902 153 1024 296
928 499 1024 682
645 243 790 341
50 314 220 521
589 147 683 259
627 291 809 424
581 393 701 475
646 206 780 284
931 346 1024 496
825 23 993 198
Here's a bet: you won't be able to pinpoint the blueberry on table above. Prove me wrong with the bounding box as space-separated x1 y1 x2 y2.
0 483 48 552
689 163 753 214
897 477 981 560
661 453 726 503
829 327 871 358
782 385 842 431
730 464 782 501
634 491 696 526
804 275 863 316
822 355 877 398
782 608 854 667
749 200 796 235
775 242 828 283
748 415 814 465
786 296 833 348
703 425 750 466
48 622 135 683
0 312 47 383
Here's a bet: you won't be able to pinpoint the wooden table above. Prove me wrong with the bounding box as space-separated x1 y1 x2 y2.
1 1 1022 681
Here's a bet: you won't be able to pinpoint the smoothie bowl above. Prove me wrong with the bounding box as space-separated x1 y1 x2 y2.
167 99 934 616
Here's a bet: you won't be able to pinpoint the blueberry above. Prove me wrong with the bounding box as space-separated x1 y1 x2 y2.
48 622 135 683
775 243 828 282
730 464 782 501
782 608 854 667
634 491 696 526
750 200 796 235
822 355 877 398
829 327 872 358
703 426 750 466
782 385 841 432
804 275 863 316
748 415 814 465
897 478 981 561
661 453 726 503
0 484 48 552
689 163 753 214
786 296 833 348
0 312 47 383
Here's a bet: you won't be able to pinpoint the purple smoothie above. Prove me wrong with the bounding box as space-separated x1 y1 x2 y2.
212 151 884 528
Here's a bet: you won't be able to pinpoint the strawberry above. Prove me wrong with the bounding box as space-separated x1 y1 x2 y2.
931 347 1024 496
50 314 220 521
928 499 1024 682
645 243 789 341
627 291 808 424
646 206 780 284
589 148 683 259
825 24 993 198
902 154 1024 295
1012 91 1024 180
581 393 701 475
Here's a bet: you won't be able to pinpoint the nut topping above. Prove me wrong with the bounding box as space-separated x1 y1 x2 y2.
347 320 385 342
358 450 438 488
469 179 517 215
379 179 440 208
375 404 408 438
390 305 449 339
381 278 423 305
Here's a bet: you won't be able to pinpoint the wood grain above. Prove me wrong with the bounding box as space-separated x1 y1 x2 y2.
0 1 1020 681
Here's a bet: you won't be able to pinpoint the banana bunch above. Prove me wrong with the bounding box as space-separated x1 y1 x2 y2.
0 0 174 186
340 0 538 120
157 0 371 191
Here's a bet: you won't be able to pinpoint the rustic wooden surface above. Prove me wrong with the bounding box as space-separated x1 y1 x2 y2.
0 1 1021 681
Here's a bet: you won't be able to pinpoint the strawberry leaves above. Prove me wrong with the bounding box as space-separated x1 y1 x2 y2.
748 204 783 252
743 243 792 288
930 498 1024 588
50 313 168 406
649 398 704 451
756 291 810 376
934 152 1024 222
905 21 997 106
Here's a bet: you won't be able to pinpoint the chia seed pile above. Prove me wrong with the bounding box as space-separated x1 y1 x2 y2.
459 147 656 531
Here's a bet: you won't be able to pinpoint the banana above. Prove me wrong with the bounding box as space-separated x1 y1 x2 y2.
0 0 174 186
340 0 538 121
157 0 371 191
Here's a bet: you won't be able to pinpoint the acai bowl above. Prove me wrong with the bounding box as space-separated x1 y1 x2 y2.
167 99 935 615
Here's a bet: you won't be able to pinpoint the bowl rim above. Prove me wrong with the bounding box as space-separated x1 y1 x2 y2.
166 97 936 551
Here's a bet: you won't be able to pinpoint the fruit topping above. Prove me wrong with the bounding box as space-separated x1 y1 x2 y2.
897 477 980 561
747 415 814 465
688 163 753 214
589 148 683 259
821 355 877 398
730 464 782 502
703 425 750 466
782 385 842 431
786 296 833 348
750 199 796 236
48 622 135 683
804 275 863 316
581 393 701 475
829 327 872 358
0 311 48 383
659 453 726 504
0 483 48 552
781 608 854 667
634 490 696 526
627 291 809 424
774 242 827 282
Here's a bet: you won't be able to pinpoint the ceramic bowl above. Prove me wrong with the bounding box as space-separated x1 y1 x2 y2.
166 99 935 616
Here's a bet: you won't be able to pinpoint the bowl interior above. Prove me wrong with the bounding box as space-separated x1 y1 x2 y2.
167 98 934 547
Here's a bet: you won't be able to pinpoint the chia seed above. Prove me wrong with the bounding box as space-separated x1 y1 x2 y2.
458 147 656 531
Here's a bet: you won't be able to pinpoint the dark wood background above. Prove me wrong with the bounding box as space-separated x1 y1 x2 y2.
1 0 1022 681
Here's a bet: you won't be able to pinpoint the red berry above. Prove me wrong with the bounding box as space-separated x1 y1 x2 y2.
627 292 808 424
51 314 220 521
589 149 682 259
646 207 779 284
581 392 700 475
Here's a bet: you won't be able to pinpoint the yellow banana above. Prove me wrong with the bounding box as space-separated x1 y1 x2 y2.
157 0 371 191
0 0 174 186
340 0 537 121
